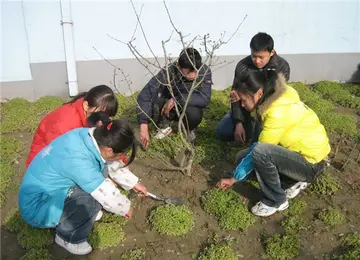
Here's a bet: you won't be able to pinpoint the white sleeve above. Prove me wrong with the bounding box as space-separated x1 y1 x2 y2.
90 178 131 216
107 161 139 190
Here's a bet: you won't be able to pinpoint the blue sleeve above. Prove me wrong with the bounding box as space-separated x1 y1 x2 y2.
232 142 257 182
62 156 105 194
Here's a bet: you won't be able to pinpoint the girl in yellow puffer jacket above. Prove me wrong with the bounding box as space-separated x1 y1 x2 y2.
217 70 331 217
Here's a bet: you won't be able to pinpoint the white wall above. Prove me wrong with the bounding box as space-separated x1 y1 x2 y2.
1 1 32 82
1 0 359 82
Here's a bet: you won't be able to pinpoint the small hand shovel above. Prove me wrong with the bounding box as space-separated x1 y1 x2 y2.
147 192 184 206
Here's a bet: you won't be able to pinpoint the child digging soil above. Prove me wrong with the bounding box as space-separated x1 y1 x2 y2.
217 70 330 217
19 119 148 255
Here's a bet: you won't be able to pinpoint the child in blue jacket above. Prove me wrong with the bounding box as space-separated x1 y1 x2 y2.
19 119 147 255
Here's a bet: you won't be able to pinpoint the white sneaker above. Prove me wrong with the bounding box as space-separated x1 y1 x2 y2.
251 201 289 217
95 210 103 221
154 127 172 139
285 181 309 199
55 234 92 255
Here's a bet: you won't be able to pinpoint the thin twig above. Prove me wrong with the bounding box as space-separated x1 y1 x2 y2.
341 143 358 171
129 0 161 68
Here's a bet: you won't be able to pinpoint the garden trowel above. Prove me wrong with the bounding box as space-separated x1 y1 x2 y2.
128 190 184 206
147 191 184 206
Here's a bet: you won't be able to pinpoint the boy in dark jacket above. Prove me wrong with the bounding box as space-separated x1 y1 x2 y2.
216 32 290 144
136 48 212 148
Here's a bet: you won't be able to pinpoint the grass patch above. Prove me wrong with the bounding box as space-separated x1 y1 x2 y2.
284 200 307 216
333 233 360 260
265 234 300 260
1 135 23 158
343 83 360 96
4 210 27 232
281 216 307 234
197 242 237 260
318 207 345 227
0 136 23 206
201 188 257 231
149 205 194 236
290 82 359 139
115 93 139 124
33 96 64 114
246 179 260 190
100 212 128 226
310 172 341 196
313 81 360 108
17 226 53 249
20 248 53 260
0 97 63 133
88 222 125 250
203 87 231 121
120 248 145 260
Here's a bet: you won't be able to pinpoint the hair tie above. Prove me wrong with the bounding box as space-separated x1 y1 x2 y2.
107 121 113 130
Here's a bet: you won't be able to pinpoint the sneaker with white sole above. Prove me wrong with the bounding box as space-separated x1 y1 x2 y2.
251 200 289 217
55 234 92 255
285 181 309 199
95 210 103 222
154 127 172 139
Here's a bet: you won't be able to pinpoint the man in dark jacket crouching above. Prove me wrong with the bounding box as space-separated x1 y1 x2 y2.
136 47 212 148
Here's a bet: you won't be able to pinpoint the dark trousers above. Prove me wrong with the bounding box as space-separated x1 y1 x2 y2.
153 96 203 131
56 186 101 243
252 143 326 207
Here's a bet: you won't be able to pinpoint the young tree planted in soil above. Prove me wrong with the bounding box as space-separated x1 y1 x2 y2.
95 0 247 176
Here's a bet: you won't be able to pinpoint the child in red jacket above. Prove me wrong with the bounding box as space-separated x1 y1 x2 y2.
26 85 126 167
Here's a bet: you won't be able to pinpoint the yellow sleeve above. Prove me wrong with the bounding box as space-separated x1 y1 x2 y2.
258 109 289 145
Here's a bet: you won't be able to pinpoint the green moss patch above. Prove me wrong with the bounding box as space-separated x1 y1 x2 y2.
284 200 307 216
201 188 257 231
1 97 63 134
33 96 64 114
17 226 53 249
120 247 146 260
265 234 300 260
149 205 194 236
20 249 53 260
310 172 341 196
281 216 307 234
100 212 128 226
88 222 125 250
333 233 360 260
197 242 237 260
290 82 358 138
313 81 360 108
4 210 27 232
115 93 139 124
203 88 231 121
0 136 23 206
318 207 345 227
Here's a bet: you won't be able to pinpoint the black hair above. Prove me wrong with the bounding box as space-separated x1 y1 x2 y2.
250 32 274 53
178 47 202 71
93 119 137 167
87 111 111 127
66 85 118 117
233 69 278 106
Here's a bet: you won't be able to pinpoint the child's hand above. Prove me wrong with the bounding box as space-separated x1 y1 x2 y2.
216 178 236 190
124 207 133 219
133 183 148 197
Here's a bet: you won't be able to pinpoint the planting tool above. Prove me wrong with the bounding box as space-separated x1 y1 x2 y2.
128 190 184 206
147 191 184 206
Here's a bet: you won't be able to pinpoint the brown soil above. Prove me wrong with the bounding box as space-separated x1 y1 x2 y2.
1 132 360 260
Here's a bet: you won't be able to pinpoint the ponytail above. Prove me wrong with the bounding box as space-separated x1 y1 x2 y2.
94 119 137 167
